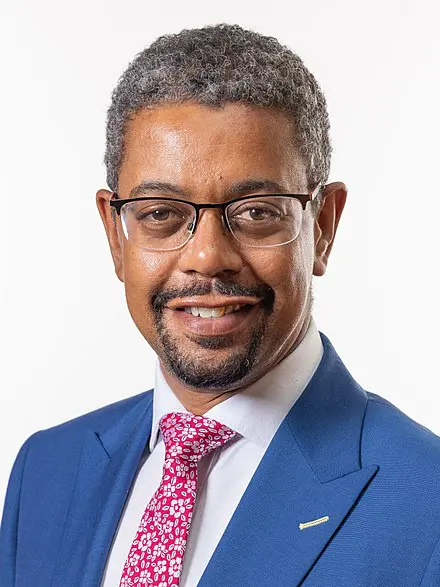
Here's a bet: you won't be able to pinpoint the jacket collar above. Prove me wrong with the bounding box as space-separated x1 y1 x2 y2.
288 331 369 482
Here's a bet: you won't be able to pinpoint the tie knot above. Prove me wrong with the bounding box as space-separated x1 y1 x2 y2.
159 412 236 462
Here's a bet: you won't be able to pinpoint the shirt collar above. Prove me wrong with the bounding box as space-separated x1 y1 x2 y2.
149 317 323 452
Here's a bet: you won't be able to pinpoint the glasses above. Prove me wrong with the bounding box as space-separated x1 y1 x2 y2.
109 182 323 251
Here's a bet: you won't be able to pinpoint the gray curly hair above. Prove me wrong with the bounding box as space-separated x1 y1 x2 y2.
104 23 331 209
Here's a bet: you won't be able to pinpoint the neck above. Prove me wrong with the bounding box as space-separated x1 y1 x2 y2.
160 315 312 416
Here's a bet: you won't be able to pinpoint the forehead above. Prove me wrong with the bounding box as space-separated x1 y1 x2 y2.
118 102 307 199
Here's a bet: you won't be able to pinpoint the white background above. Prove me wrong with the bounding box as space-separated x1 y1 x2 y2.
1 0 439 505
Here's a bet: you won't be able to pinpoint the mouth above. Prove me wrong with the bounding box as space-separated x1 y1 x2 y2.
180 303 253 318
164 300 261 337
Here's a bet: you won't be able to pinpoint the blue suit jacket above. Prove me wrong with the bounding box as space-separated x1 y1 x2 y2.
1 332 440 586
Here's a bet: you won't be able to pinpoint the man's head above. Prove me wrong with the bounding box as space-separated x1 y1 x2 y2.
96 24 346 396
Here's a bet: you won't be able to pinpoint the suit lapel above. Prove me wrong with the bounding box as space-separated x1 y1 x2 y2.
198 333 380 587
50 392 153 587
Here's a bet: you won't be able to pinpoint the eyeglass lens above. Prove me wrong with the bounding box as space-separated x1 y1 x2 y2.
120 197 304 250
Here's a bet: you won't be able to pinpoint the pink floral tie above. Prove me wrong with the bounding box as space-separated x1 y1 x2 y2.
119 411 236 586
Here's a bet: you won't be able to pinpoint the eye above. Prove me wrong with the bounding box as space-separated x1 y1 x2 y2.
144 208 173 221
231 201 282 222
136 204 186 222
243 206 278 220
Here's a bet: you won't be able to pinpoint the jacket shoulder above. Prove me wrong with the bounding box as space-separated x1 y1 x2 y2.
0 389 153 585
11 389 154 505
29 388 153 448
364 390 440 464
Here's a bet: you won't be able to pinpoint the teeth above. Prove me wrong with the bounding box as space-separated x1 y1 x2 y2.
183 305 243 318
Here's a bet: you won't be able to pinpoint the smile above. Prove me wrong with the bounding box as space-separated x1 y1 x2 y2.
166 303 260 336
182 304 248 318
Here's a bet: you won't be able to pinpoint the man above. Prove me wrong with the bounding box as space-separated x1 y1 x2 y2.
1 23 440 587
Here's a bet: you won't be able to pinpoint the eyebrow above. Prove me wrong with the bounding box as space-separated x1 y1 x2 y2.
129 181 187 199
228 179 287 195
128 178 289 200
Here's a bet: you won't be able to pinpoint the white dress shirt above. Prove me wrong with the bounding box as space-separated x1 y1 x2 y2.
101 317 323 586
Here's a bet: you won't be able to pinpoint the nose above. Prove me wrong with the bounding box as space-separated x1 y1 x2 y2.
177 209 244 277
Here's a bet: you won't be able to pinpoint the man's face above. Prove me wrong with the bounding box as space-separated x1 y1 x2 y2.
97 102 346 393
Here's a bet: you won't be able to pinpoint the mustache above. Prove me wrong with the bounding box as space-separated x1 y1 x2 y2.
152 280 275 312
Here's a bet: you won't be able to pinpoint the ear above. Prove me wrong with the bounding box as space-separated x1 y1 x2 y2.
96 188 125 282
313 181 347 277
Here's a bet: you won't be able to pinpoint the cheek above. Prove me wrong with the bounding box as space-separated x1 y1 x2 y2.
124 244 174 283
257 236 314 287
122 245 176 323
248 232 314 317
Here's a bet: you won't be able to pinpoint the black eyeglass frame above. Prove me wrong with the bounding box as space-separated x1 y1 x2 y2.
108 181 323 249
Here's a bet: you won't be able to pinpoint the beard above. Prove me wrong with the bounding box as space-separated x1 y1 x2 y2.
152 279 274 390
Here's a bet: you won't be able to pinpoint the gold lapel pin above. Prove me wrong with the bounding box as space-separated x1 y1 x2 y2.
298 515 330 530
